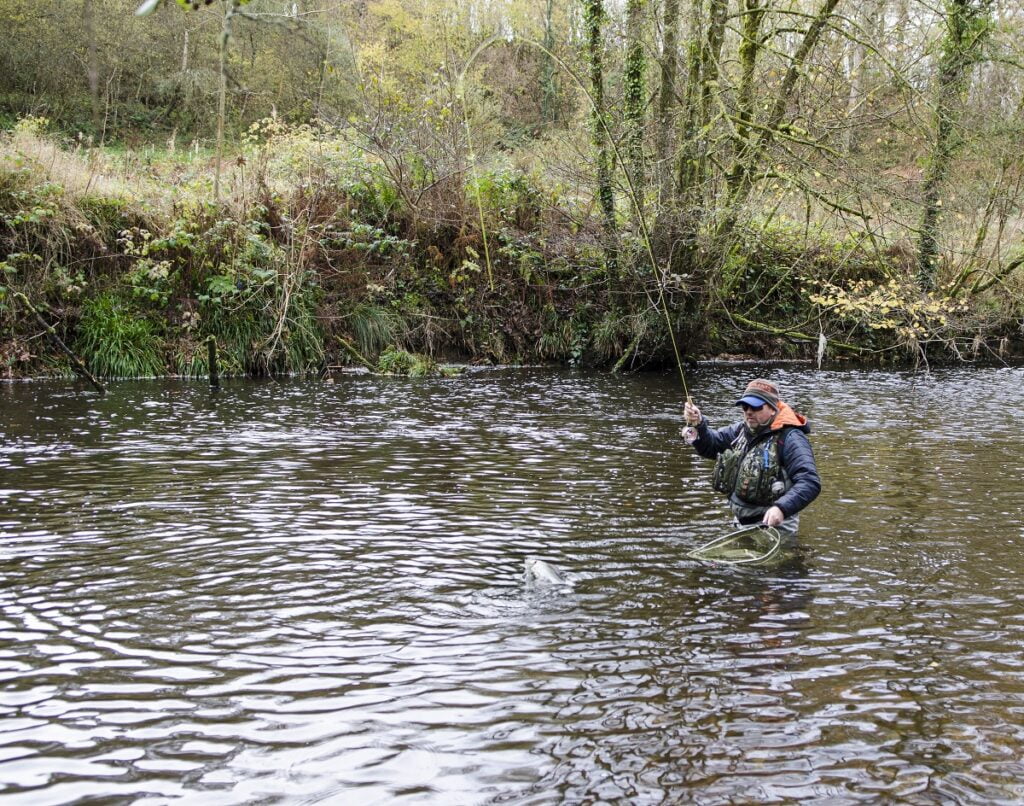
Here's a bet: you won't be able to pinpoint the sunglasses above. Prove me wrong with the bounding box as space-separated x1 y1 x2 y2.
740 402 765 412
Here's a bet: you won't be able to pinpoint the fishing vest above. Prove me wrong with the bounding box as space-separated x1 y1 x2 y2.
711 428 789 507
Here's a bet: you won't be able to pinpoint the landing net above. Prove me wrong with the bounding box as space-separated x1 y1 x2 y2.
686 525 783 567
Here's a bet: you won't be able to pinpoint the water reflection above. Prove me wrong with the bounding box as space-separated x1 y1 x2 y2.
1 366 1023 803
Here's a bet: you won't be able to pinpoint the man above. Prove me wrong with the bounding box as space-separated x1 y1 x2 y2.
683 379 820 540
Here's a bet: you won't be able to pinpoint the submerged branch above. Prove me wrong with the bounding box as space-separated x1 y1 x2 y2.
335 336 376 371
13 292 106 394
728 311 868 354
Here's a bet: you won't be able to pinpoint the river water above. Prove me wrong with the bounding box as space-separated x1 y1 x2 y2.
1 365 1023 804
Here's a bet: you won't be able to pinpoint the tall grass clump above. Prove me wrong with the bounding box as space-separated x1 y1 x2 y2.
346 301 406 359
75 294 163 378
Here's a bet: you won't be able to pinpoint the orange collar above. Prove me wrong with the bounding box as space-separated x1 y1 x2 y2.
769 401 807 430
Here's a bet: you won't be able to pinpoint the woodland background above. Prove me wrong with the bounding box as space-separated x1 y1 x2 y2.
1 0 1022 378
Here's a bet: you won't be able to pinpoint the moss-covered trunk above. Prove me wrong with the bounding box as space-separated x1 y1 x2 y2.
583 0 618 276
917 0 992 290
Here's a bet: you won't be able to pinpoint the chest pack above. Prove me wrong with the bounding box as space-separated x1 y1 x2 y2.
711 429 788 506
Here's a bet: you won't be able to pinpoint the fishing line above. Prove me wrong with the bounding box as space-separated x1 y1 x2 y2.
457 35 691 402
459 83 495 292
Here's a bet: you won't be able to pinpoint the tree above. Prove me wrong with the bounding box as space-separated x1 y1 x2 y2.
917 0 993 290
654 0 679 204
582 0 618 274
675 0 726 213
541 0 560 123
718 0 844 237
83 0 101 136
623 0 647 202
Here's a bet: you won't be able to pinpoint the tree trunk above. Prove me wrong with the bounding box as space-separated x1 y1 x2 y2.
917 0 991 290
214 0 235 205
676 0 727 208
655 0 679 205
541 0 559 123
83 0 101 138
624 0 647 208
583 0 618 275
717 0 842 238
842 0 876 154
725 0 766 192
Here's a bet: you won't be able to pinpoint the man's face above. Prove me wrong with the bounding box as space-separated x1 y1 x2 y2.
741 401 775 429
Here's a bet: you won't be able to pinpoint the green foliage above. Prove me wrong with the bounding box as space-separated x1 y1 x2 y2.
568 314 589 366
346 302 405 358
189 302 260 375
42 264 87 300
277 286 325 373
537 304 569 359
118 228 178 305
6 17 1024 377
127 259 176 306
376 346 456 377
77 195 129 235
174 337 237 378
715 222 881 328
194 271 324 376
592 308 662 367
75 294 163 378
322 222 413 258
591 310 627 362
3 181 63 229
347 173 404 226
0 259 16 305
466 169 542 230
377 346 421 375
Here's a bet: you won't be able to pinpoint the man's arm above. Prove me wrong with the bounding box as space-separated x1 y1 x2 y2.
690 419 744 459
774 429 821 516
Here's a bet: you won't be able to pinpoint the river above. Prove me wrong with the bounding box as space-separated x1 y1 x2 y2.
1 365 1023 804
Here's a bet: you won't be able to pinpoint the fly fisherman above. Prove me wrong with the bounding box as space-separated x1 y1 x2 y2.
682 379 821 542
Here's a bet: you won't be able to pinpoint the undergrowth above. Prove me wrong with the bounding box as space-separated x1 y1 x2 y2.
2 119 1022 381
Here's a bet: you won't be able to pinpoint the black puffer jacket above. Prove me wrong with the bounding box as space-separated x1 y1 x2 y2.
691 416 821 518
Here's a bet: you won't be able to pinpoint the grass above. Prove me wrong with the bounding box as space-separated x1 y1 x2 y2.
347 302 405 358
74 294 163 378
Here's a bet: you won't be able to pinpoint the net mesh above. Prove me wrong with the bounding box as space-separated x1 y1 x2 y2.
686 525 783 567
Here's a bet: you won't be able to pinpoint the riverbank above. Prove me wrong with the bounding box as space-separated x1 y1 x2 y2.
3 121 1022 381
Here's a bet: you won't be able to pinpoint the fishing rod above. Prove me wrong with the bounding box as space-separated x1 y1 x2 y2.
457 35 692 404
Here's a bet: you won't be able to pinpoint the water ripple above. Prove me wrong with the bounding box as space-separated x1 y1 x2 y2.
1 367 1024 801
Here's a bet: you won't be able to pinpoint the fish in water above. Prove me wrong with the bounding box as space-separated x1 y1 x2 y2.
524 557 573 587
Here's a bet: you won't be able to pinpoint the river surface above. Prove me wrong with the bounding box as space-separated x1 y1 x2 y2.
1 365 1024 804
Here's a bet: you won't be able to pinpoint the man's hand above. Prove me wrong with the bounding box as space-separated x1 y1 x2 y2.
762 506 785 528
684 401 702 426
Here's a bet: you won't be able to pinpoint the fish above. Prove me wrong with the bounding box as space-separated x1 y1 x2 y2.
524 557 574 587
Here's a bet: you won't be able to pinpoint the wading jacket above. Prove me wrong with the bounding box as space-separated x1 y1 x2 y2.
690 403 821 521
